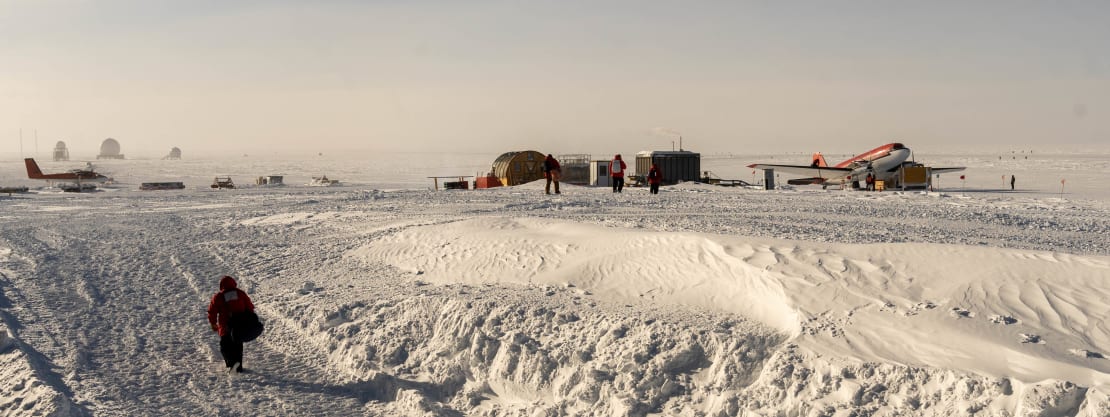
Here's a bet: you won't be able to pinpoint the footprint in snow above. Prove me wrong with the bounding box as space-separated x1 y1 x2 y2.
901 301 937 316
878 302 899 314
949 307 974 318
1020 333 1045 344
989 314 1019 325
1069 349 1105 359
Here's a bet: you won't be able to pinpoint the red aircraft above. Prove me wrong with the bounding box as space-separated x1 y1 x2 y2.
748 143 965 188
25 158 111 188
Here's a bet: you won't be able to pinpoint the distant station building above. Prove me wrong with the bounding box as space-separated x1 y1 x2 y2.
491 150 545 186
256 175 284 186
140 182 186 191
53 141 70 161
97 138 125 160
164 147 182 160
557 154 590 186
589 160 612 187
635 150 701 185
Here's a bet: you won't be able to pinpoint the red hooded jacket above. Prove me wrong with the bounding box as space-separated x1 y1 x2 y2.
543 155 561 178
609 154 627 178
207 276 255 337
647 164 663 185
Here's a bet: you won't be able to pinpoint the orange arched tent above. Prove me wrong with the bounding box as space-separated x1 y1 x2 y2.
491 151 546 186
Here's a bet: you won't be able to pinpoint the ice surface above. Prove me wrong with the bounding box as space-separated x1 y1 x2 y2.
0 152 1108 416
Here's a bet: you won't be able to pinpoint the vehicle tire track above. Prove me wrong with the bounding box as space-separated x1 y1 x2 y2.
0 202 391 416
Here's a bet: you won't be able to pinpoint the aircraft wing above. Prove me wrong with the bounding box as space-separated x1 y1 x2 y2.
931 167 966 174
747 164 852 179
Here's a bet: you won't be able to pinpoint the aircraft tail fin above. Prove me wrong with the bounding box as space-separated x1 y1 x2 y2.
24 158 44 179
810 152 828 168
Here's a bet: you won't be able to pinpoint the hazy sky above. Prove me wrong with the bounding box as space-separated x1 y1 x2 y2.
2 1 1108 158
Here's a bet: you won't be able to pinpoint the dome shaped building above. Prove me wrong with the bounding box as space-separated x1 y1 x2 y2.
97 138 125 160
53 141 70 161
491 150 545 186
164 147 182 160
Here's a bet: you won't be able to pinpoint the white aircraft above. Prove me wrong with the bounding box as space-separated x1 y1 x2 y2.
748 143 965 188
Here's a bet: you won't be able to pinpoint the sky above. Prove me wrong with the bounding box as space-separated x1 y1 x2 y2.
2 1 1108 158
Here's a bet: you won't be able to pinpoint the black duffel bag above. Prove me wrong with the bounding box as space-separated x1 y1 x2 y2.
230 310 264 343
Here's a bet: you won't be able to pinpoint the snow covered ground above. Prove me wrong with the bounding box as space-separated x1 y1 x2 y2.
0 152 1108 416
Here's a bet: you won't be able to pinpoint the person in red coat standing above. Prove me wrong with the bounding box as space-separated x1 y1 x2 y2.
647 163 663 195
543 154 561 195
610 154 627 193
207 275 255 373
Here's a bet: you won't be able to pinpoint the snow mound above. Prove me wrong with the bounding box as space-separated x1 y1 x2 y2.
0 324 80 417
267 278 1109 416
0 327 14 354
274 279 783 415
349 217 1110 387
349 217 802 335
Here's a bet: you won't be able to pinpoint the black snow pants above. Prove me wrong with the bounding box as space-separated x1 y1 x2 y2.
220 334 244 370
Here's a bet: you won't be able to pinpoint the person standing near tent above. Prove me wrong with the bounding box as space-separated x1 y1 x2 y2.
543 154 561 195
610 154 627 193
647 163 663 195
207 275 255 373
1011 175 1016 190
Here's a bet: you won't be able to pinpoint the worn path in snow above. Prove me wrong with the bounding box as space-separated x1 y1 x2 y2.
0 192 389 416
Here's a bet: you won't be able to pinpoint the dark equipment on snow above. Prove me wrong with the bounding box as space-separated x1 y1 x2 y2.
230 310 264 342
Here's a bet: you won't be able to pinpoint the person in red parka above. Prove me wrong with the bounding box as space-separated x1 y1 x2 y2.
647 163 663 195
610 154 627 193
543 154 561 195
207 275 255 373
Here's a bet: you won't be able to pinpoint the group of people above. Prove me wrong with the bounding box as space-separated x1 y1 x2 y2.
205 170 1023 374
543 153 663 195
207 157 668 373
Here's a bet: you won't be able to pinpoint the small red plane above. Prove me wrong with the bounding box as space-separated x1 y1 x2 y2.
25 158 111 189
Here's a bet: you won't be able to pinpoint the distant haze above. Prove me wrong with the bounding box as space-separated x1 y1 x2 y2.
2 1 1108 158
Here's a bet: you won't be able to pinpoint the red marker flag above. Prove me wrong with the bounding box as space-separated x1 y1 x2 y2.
960 175 965 180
